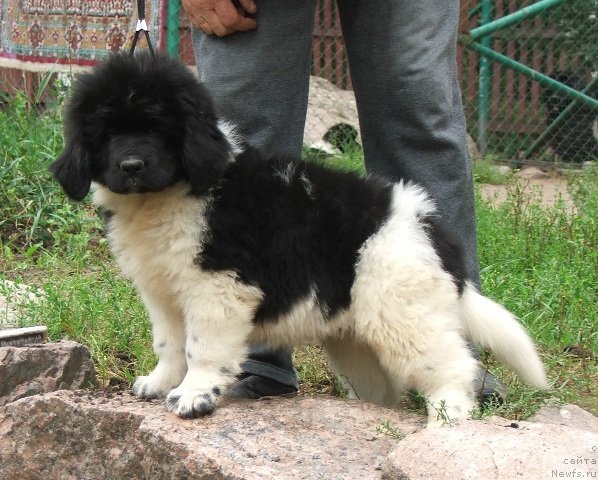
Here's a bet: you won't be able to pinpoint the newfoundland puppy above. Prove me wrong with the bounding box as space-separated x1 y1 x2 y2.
51 53 547 423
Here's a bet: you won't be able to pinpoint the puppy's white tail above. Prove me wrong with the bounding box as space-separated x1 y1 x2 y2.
460 284 548 389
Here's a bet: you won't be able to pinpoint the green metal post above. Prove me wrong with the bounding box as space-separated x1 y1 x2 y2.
167 0 181 58
477 0 493 156
470 0 565 40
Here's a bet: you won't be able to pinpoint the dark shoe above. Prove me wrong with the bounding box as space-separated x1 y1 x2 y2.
474 367 506 407
224 374 299 399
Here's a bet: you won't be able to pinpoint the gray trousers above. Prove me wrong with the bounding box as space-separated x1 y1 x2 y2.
192 0 479 386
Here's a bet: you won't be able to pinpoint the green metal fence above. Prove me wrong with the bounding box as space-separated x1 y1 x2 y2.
460 0 597 166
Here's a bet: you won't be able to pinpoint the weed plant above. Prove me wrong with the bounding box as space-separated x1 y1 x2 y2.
1 92 596 416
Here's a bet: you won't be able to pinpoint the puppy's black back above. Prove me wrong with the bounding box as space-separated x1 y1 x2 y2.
198 148 394 323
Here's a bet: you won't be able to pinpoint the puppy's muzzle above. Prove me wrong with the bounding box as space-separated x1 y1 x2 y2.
120 157 146 175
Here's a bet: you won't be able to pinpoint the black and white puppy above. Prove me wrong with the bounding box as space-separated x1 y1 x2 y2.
51 53 548 424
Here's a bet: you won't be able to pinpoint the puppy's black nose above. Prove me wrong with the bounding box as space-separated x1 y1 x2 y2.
120 157 145 174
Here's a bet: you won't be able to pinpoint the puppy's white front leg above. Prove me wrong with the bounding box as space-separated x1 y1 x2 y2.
165 278 259 418
133 293 187 399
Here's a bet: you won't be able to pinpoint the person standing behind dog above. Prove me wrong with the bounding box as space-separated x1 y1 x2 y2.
182 0 503 402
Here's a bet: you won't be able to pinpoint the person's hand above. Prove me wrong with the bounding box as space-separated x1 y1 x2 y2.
182 0 257 37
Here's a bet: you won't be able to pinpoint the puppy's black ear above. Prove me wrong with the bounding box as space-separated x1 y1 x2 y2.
50 140 92 201
182 113 232 196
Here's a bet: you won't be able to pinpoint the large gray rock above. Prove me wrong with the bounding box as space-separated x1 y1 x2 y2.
0 391 423 480
1 385 596 480
530 403 598 433
0 341 98 406
383 414 598 480
305 76 361 154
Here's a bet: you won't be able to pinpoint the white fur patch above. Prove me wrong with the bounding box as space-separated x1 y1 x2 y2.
350 183 478 423
94 182 263 416
217 120 245 156
273 161 296 185
299 172 315 199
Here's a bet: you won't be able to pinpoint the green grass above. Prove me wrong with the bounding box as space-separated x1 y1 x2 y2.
474 169 598 416
303 143 366 174
0 90 101 252
472 156 511 185
1 94 596 418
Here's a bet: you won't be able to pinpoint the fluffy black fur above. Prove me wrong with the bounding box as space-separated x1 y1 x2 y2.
198 149 468 323
198 148 394 323
51 52 231 200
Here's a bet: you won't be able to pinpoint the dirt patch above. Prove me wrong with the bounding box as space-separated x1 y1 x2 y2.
480 176 574 210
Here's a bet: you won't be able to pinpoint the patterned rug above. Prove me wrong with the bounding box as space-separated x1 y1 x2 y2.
0 0 164 71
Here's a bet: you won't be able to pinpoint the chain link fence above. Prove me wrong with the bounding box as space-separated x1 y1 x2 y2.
459 0 597 167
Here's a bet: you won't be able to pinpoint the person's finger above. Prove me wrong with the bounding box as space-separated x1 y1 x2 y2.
237 0 257 15
181 0 211 29
186 8 209 29
191 10 237 37
209 16 238 37
194 11 227 36
214 1 257 31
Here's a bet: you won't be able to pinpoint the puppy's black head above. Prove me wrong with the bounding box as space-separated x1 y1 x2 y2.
51 52 231 200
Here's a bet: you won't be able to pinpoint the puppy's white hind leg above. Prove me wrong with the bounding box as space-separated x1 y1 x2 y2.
375 325 478 426
133 292 187 399
323 337 396 405
424 386 476 427
354 288 478 426
413 326 478 426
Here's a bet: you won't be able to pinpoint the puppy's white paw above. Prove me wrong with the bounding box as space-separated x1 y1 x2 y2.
132 371 183 399
425 391 474 427
165 386 221 418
